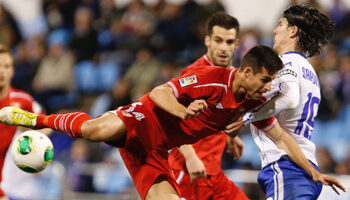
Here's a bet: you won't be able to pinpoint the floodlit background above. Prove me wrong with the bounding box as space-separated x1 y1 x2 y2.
1 0 350 199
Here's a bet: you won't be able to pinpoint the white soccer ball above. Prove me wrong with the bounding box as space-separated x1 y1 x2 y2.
11 130 54 173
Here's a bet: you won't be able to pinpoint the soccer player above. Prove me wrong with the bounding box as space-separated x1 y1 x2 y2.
0 45 50 200
242 5 344 199
168 12 249 200
0 45 284 200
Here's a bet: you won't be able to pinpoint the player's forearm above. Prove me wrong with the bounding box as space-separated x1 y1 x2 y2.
149 84 188 119
178 144 198 160
267 124 318 177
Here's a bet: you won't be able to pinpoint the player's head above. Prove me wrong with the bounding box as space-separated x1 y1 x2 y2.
205 11 239 67
274 5 335 57
239 45 283 100
0 44 14 88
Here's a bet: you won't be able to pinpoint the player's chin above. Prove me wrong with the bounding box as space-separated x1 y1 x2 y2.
252 92 262 100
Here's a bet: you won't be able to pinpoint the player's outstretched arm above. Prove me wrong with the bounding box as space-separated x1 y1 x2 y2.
266 123 346 194
178 145 206 183
150 84 207 119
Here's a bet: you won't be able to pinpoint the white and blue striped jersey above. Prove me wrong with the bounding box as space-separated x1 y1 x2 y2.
246 51 320 168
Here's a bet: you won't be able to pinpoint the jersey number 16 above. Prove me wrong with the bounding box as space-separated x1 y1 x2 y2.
294 92 320 139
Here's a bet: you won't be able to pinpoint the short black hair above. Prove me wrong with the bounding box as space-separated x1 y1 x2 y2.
283 5 335 57
240 45 283 75
206 11 239 36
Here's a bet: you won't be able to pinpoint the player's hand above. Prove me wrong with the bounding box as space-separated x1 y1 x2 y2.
226 136 244 160
184 99 208 119
224 115 243 137
313 172 346 195
185 154 207 183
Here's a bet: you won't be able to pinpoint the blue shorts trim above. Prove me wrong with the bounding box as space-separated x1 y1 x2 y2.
258 156 322 200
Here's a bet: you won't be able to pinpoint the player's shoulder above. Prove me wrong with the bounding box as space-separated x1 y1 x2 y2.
277 51 310 79
280 51 310 68
9 88 34 102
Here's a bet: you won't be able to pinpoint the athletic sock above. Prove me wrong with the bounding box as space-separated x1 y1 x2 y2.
36 112 92 138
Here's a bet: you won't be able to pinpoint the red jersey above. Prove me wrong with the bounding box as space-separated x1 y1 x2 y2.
168 55 230 175
0 88 41 195
115 58 274 199
141 66 246 149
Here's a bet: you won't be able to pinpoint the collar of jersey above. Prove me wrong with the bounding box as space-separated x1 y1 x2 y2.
282 51 306 58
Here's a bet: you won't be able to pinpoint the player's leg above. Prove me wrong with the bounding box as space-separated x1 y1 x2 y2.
81 112 126 145
146 179 180 200
0 106 127 146
258 157 322 200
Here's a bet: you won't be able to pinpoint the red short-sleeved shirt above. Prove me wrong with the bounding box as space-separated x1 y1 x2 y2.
114 62 274 199
168 55 231 175
0 88 42 196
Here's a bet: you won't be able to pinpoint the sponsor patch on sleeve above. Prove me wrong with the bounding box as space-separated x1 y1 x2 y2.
179 75 198 87
277 69 297 78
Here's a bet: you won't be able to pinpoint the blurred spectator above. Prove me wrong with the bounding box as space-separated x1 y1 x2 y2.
32 29 75 113
70 7 98 62
121 0 156 52
0 4 22 48
314 45 342 120
316 146 336 173
11 36 46 93
121 48 161 101
339 52 350 103
66 139 104 192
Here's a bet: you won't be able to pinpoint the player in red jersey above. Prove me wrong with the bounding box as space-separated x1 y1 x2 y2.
0 45 283 200
168 12 249 200
0 45 50 200
0 45 343 200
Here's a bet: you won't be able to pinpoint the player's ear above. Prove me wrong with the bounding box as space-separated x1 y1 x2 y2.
243 66 253 79
290 25 298 38
205 35 210 47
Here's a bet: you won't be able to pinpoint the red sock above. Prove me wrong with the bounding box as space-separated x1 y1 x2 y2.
36 112 92 138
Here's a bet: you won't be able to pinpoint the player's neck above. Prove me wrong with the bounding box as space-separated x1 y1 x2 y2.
276 41 297 55
0 85 9 99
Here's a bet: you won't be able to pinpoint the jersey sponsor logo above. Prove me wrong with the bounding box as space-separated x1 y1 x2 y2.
277 69 297 78
179 75 197 87
215 103 223 109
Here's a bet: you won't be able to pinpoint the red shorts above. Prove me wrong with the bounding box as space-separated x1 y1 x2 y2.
173 170 249 200
112 103 181 200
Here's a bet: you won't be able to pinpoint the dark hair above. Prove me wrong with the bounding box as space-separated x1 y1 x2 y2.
240 45 283 75
206 11 239 36
0 44 14 65
0 44 11 54
283 5 335 57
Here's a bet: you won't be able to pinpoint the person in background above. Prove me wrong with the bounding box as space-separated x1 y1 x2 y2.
0 45 50 200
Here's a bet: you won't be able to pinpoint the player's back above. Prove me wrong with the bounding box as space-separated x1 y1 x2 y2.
251 52 320 168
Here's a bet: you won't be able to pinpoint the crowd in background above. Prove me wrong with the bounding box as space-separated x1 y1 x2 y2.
2 0 350 199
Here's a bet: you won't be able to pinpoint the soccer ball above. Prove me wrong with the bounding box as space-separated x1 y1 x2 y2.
11 130 54 173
